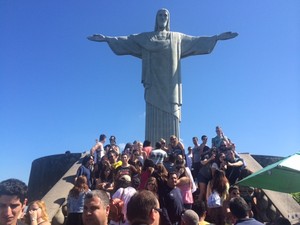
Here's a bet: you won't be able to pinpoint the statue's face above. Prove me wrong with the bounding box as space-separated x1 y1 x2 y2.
156 10 169 30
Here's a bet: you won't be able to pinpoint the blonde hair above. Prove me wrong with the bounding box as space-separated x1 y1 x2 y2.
26 200 49 224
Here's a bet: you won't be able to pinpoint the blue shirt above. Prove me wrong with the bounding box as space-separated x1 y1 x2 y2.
235 218 264 225
76 165 92 188
67 191 88 213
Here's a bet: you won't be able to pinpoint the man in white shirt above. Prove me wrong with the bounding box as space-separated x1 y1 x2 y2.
110 175 136 225
149 142 168 165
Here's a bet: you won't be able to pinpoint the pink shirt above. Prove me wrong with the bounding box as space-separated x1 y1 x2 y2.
143 146 152 157
178 182 193 204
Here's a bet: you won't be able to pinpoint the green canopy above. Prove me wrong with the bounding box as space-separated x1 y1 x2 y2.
237 152 300 193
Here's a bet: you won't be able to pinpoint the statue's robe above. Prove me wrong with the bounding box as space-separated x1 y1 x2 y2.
106 31 217 144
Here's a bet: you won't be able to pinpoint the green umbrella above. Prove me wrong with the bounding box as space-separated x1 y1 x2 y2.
237 152 300 193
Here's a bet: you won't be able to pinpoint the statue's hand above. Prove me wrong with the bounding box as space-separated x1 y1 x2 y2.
87 34 106 42
217 32 238 40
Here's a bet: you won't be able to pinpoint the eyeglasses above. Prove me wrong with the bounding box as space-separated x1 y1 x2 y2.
147 183 155 186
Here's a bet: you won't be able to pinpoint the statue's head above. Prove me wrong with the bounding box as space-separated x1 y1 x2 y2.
155 8 170 31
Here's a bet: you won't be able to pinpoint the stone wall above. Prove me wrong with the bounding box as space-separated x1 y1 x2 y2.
251 154 284 167
27 152 81 202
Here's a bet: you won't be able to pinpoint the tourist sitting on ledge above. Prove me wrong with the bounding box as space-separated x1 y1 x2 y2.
168 135 185 158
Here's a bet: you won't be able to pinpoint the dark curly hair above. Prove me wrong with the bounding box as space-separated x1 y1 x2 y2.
0 178 28 203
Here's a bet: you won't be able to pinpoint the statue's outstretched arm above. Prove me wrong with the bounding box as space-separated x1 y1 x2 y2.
216 32 238 41
87 34 110 42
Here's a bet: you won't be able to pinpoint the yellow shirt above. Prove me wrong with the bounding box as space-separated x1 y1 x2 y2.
112 161 122 169
199 221 212 225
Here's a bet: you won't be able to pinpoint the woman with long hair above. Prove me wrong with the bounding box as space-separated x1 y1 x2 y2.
25 200 51 225
66 175 90 225
96 163 114 192
206 169 229 225
145 177 159 199
138 158 155 190
152 163 168 189
211 152 227 175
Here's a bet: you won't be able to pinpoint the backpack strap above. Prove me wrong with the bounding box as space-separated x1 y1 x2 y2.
120 188 125 200
119 188 125 224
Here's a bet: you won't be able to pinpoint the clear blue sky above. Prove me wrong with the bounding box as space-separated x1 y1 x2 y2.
1 1 299 183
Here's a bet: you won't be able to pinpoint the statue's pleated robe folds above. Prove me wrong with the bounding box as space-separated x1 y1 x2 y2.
106 31 217 144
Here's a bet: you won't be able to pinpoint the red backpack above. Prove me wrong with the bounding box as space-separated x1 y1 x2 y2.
108 189 125 223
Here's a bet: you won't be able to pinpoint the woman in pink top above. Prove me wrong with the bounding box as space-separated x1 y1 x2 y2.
176 160 193 209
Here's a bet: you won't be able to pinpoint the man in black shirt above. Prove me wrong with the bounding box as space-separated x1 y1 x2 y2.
160 172 184 225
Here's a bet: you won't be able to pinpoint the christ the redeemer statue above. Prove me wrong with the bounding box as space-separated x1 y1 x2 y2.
88 8 238 145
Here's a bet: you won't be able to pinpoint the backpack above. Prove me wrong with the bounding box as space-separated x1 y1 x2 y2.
109 189 125 223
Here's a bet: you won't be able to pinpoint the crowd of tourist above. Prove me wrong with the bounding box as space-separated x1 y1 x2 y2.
0 126 292 225
71 126 271 225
